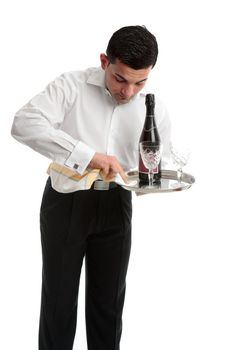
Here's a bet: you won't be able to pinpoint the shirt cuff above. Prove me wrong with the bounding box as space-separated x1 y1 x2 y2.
64 141 96 175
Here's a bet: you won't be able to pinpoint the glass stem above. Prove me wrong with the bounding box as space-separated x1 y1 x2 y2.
148 171 153 186
177 168 183 182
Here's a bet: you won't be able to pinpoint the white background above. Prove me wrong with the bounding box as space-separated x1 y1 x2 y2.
1 0 233 349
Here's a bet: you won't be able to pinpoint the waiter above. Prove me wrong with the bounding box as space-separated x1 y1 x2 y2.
11 25 171 350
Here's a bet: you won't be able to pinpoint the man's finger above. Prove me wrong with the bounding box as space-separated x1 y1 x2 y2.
118 169 128 184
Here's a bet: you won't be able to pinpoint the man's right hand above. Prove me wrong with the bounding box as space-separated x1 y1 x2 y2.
89 152 128 184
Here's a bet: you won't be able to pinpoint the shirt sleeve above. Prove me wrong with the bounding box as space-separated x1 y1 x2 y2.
11 73 95 175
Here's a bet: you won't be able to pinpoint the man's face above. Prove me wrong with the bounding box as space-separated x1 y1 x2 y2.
100 54 152 104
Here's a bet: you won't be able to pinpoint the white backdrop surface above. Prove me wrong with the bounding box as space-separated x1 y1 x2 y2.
1 0 233 349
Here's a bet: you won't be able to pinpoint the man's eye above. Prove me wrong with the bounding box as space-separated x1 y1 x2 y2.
115 77 124 83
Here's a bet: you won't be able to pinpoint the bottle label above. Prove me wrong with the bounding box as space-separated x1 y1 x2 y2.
139 155 158 174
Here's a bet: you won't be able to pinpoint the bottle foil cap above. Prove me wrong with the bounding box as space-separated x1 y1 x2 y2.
145 93 155 105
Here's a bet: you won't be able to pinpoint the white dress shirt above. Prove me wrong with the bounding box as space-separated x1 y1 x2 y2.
11 67 171 192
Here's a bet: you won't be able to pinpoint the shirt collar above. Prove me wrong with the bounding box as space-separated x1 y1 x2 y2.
87 67 106 88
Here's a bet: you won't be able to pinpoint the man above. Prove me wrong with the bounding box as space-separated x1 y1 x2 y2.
11 25 171 350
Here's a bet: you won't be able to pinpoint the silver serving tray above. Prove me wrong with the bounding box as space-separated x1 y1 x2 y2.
122 170 195 194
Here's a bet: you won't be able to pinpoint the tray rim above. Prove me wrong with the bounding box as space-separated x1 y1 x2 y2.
123 169 195 193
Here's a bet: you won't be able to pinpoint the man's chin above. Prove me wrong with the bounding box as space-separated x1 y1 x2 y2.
115 96 131 104
118 99 130 104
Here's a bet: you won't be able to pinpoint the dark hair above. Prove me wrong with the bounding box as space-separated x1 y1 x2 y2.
106 25 158 69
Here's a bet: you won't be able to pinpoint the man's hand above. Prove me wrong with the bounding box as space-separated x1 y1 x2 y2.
89 152 128 183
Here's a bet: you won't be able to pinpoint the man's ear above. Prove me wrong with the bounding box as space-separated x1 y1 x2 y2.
100 53 109 70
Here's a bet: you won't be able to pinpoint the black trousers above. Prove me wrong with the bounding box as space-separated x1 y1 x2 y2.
39 178 132 350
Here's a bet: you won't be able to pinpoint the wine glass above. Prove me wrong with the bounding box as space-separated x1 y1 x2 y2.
139 141 163 187
170 141 190 182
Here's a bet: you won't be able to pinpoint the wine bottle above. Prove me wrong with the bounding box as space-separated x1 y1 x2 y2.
139 93 161 184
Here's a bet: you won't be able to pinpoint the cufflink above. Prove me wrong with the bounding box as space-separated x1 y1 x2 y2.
73 163 79 170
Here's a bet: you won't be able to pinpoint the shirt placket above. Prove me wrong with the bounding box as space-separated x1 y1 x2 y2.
106 104 118 156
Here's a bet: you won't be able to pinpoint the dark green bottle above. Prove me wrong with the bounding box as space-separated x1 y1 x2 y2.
139 93 161 184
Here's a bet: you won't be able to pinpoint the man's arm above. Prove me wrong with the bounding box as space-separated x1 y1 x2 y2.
11 73 95 175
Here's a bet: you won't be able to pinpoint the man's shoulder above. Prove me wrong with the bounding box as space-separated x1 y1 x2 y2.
59 67 101 86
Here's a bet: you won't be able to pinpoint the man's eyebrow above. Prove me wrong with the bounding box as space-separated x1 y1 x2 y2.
115 73 148 84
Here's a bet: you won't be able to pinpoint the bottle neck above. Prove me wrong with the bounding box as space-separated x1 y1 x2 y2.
141 105 160 143
146 105 155 116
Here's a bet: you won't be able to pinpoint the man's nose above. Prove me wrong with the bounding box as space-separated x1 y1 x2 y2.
121 85 134 98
